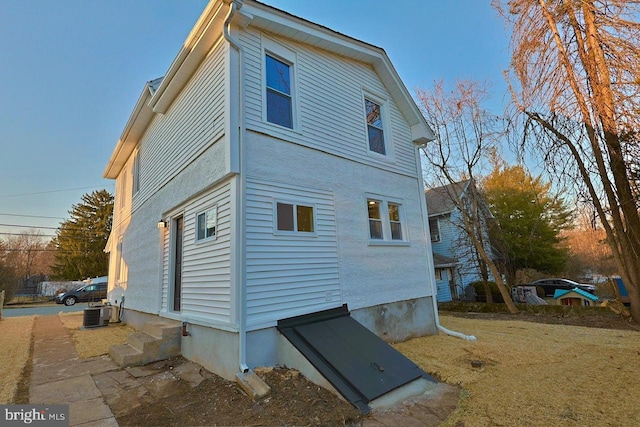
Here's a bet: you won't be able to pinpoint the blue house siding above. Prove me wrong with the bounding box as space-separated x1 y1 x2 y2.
434 268 452 302
427 193 494 302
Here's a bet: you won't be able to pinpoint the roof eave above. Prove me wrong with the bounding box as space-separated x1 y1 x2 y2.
148 0 229 114
104 0 435 177
103 85 154 179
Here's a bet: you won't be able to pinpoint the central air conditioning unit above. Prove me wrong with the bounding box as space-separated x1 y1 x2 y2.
82 305 112 328
83 307 102 328
99 305 112 326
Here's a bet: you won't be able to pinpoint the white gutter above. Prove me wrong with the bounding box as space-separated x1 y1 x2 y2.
415 146 476 341
223 0 249 373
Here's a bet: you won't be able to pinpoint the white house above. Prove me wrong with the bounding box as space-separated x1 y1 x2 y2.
103 0 438 384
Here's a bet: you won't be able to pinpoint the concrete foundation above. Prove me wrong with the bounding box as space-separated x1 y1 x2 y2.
350 296 438 343
117 296 436 386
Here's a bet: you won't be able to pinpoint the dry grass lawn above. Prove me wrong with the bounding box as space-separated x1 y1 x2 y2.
0 316 34 403
3 311 639 426
59 312 134 358
395 315 640 426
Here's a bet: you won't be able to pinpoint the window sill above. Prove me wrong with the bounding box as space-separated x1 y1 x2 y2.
368 240 410 247
195 236 217 245
274 231 318 238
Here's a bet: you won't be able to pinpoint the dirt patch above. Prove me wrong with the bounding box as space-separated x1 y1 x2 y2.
441 308 638 330
114 361 364 427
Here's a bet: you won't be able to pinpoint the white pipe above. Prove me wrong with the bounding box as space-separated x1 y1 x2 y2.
415 147 476 341
223 0 250 373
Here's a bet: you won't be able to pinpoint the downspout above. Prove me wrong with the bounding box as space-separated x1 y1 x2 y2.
415 145 476 341
223 0 250 372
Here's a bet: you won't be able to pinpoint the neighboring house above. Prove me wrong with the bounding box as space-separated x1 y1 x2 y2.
553 288 599 306
103 0 437 383
425 180 493 301
432 253 458 302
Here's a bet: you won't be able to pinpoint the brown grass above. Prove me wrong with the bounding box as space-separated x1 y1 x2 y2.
59 312 134 358
4 312 640 426
395 315 640 426
0 316 34 404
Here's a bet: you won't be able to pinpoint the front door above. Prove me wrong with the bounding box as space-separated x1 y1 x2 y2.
447 268 458 300
172 216 184 312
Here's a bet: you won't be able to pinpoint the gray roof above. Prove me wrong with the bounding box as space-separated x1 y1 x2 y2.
432 252 457 268
147 77 164 95
425 180 470 216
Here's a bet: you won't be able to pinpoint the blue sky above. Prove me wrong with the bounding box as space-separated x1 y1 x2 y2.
0 0 510 237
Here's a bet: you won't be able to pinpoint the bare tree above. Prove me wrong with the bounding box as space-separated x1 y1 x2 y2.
0 231 53 301
495 0 640 321
417 80 519 313
0 240 19 304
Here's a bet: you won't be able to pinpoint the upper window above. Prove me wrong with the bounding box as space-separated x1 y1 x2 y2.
132 150 140 195
367 197 405 242
429 217 440 242
118 173 127 211
365 98 385 155
196 205 217 242
265 54 293 128
276 201 315 234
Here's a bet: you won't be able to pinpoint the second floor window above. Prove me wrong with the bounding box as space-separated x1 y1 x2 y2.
266 54 293 128
365 98 385 155
429 217 440 242
132 150 140 195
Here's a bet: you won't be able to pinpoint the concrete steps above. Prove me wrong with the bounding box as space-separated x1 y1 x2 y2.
110 321 181 367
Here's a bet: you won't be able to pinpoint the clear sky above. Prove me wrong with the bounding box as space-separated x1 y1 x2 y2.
0 0 510 238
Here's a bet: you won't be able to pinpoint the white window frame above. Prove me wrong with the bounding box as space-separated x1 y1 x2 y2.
365 194 408 245
195 204 218 243
118 173 127 212
274 199 317 236
132 149 140 196
362 90 393 159
262 36 299 131
115 235 125 285
429 217 441 242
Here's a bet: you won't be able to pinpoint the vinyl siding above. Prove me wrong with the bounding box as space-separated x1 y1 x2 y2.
161 182 232 324
245 178 341 328
133 40 228 213
431 210 493 290
240 28 417 178
435 269 453 302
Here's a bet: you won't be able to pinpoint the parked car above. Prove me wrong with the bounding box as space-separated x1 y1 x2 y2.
528 278 596 298
54 283 107 306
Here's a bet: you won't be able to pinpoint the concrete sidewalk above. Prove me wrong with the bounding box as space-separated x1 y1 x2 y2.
29 315 119 426
27 315 212 426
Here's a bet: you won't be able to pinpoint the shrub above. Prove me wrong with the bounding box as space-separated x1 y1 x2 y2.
470 281 511 303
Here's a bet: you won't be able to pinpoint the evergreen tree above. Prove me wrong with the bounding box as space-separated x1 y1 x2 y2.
483 164 571 285
51 190 113 280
